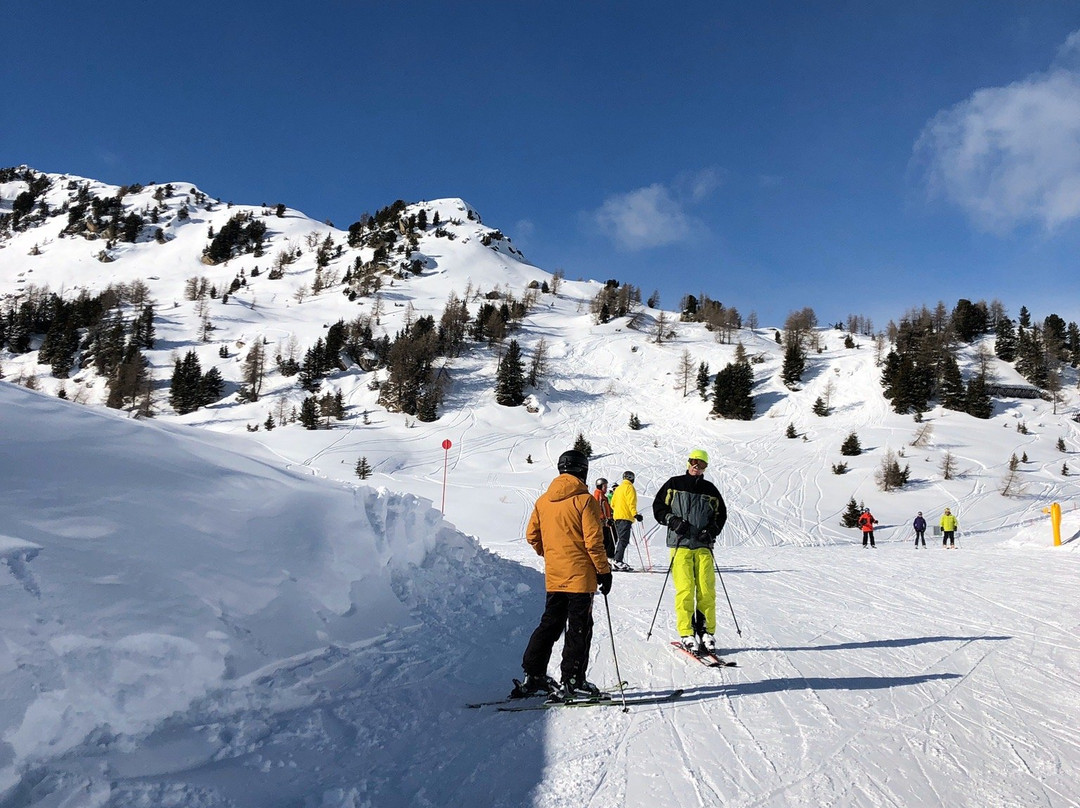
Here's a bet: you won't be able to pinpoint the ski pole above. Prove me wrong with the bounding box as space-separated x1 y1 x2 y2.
710 550 742 636
646 532 683 640
602 592 629 711
631 525 645 570
640 522 653 570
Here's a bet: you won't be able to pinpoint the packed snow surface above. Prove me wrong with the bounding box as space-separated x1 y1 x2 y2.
2 378 1078 807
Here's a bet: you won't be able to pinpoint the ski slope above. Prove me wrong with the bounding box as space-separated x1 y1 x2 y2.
2 377 1078 807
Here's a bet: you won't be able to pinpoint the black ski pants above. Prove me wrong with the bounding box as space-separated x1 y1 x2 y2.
914 530 926 546
942 531 955 546
613 519 633 563
522 591 594 683
862 531 876 547
602 520 617 558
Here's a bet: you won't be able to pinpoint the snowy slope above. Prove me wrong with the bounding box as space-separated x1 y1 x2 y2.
2 168 1080 806
3 366 1079 808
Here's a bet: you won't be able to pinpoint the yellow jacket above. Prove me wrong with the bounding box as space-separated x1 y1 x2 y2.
611 481 638 521
940 512 958 531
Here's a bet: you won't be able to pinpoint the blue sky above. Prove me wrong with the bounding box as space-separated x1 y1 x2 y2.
5 1 1080 328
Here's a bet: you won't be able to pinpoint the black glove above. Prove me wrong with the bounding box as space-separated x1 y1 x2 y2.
697 530 715 549
634 514 643 522
668 516 692 538
597 572 613 596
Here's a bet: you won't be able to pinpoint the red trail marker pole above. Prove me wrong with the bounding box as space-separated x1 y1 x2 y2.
441 439 452 513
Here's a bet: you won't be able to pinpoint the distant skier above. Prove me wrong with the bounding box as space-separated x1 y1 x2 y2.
652 449 727 654
610 470 642 571
858 507 878 547
592 477 616 559
512 449 612 699
913 511 927 548
940 508 958 548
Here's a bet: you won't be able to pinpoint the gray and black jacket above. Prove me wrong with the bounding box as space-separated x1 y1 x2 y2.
652 472 727 550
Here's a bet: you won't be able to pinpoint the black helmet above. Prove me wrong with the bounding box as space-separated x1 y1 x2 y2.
622 470 635 483
557 450 589 481
595 477 608 489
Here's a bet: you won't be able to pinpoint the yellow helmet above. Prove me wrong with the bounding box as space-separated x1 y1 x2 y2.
688 448 709 465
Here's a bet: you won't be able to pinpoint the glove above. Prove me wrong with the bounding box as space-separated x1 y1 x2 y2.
668 516 692 538
697 530 715 549
597 572 613 596
634 514 643 522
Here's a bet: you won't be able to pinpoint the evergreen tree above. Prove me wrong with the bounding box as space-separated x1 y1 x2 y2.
881 350 931 414
629 413 642 430
106 343 151 412
264 413 276 431
812 396 829 416
416 386 440 422
573 432 592 457
169 351 204 414
937 353 967 411
45 318 79 379
1017 326 1052 386
950 298 988 342
1067 321 1080 367
299 338 327 392
495 339 526 406
199 366 225 407
840 432 862 456
300 396 320 429
994 316 1017 361
786 422 798 438
355 456 373 479
710 360 754 420
696 361 710 400
781 340 806 387
841 497 862 528
324 319 347 371
964 371 993 419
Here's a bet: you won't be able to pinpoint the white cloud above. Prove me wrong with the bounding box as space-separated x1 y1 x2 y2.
677 167 725 202
513 218 536 241
589 168 724 251
914 30 1080 233
590 184 693 250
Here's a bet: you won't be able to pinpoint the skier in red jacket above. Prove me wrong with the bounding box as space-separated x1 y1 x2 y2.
858 508 879 548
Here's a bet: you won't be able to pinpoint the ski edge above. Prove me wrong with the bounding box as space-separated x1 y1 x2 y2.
495 688 685 712
669 641 738 668
467 680 630 709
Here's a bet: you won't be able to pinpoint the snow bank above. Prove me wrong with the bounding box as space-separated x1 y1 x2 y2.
0 382 524 792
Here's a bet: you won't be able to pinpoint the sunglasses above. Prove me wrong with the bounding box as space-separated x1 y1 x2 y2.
688 459 707 469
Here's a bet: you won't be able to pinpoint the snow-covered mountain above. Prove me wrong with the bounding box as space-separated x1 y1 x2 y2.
1 167 1079 806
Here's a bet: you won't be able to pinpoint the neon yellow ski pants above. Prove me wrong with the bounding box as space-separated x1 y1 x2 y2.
671 546 716 636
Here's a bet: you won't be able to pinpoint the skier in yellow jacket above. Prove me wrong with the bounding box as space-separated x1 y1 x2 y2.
610 470 642 571
940 508 959 548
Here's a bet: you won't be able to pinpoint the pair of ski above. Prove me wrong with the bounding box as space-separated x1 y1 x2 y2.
669 640 737 668
467 683 684 712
